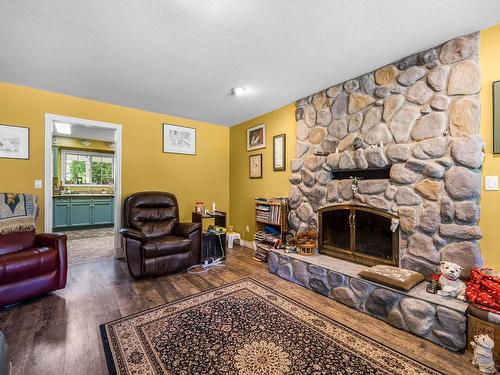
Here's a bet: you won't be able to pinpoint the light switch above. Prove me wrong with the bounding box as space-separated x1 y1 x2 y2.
485 176 498 191
34 180 42 189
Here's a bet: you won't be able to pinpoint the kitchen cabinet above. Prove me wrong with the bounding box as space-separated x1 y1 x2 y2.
53 197 70 228
70 198 93 226
92 198 114 225
53 196 114 230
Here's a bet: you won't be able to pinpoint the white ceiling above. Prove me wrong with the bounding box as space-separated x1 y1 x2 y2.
0 1 499 126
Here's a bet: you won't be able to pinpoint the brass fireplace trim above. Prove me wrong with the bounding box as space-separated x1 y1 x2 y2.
318 204 399 267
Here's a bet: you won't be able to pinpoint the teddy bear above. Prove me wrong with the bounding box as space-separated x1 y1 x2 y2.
437 261 466 301
471 334 497 374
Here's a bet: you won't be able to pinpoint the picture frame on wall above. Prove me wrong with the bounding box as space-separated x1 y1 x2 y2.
273 134 286 171
246 123 266 151
0 124 29 160
163 123 196 155
494 80 500 153
249 154 262 179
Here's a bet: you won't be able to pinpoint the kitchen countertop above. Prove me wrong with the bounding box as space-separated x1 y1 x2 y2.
53 194 115 197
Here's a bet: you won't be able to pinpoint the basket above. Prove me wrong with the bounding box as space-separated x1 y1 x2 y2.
296 242 316 256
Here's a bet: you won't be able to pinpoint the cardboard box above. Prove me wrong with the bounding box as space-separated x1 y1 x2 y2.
467 314 500 366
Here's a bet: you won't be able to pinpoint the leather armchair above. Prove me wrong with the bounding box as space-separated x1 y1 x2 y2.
0 230 67 307
120 192 201 278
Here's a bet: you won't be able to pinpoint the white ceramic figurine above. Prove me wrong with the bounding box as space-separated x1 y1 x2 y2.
437 261 466 301
471 334 497 374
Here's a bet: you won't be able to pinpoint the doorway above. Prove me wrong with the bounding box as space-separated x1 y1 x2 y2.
44 114 123 264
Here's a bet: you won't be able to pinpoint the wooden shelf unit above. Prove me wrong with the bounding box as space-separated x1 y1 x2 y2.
253 198 289 262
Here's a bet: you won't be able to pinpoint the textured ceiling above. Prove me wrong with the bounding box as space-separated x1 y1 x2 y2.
0 1 499 126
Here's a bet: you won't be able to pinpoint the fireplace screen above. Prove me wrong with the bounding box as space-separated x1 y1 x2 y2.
319 204 398 267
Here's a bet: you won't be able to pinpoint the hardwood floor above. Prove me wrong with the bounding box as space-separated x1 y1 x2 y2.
0 247 479 375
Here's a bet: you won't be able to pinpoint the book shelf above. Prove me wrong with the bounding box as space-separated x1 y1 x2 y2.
253 198 288 262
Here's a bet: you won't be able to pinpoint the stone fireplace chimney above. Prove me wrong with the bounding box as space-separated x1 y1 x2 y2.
288 32 483 279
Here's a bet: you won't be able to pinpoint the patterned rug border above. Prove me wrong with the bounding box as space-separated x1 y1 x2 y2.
100 277 446 375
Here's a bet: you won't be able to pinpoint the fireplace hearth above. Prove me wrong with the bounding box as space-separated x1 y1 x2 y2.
318 204 399 267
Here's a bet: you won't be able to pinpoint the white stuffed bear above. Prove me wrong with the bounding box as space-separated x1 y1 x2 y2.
437 261 466 301
471 334 497 374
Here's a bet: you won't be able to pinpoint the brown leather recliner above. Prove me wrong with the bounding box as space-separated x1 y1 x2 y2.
0 230 67 307
120 192 201 278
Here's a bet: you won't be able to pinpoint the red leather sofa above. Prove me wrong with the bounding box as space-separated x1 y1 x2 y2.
0 230 67 307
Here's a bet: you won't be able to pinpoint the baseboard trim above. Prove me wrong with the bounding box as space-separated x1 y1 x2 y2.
242 240 255 249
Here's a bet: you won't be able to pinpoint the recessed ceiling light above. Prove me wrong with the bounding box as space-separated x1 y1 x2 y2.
231 87 247 96
54 121 71 135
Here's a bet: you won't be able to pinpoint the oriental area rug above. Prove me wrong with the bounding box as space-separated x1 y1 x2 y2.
100 278 441 375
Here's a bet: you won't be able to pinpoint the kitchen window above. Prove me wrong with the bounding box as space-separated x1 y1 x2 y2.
61 150 114 186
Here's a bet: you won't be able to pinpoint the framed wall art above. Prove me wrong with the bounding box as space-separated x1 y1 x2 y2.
494 80 500 153
273 134 286 171
0 124 29 160
163 124 196 155
246 123 266 151
249 154 262 179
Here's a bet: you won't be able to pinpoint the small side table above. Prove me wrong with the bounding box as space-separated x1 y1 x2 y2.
192 211 226 228
192 211 227 262
201 232 226 261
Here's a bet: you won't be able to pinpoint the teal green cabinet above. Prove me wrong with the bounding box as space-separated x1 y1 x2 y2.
53 196 114 230
70 198 92 226
92 198 114 225
53 197 70 228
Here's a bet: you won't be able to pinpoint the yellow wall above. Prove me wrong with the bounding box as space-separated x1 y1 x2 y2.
229 104 295 241
0 82 229 231
479 24 500 270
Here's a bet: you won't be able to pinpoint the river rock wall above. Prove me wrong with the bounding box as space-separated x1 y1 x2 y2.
288 33 483 278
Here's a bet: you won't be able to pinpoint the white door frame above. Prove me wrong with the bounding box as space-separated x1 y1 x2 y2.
44 113 124 258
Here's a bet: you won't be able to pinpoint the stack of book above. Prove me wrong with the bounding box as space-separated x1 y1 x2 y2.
255 205 281 225
256 205 270 222
268 205 281 225
253 230 281 261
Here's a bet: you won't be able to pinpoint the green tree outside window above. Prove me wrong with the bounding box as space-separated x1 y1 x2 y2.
92 161 113 184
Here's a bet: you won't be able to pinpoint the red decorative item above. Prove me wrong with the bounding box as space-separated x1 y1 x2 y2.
465 268 500 314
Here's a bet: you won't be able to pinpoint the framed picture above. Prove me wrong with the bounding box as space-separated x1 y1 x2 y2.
273 134 286 171
0 124 29 160
246 123 266 151
249 154 262 179
163 124 196 155
494 80 500 153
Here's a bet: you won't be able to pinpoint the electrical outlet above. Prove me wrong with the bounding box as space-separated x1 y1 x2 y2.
485 176 499 191
245 225 249 232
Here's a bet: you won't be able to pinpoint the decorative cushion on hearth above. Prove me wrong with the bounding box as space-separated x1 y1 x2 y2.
359 265 424 291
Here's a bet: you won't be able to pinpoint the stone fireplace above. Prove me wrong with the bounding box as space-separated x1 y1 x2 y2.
287 32 484 279
270 31 485 353
319 204 399 267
